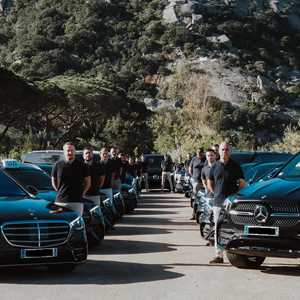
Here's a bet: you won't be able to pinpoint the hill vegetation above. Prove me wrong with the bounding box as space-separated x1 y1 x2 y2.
0 0 299 157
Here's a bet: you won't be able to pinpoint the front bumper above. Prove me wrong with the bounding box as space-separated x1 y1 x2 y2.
0 227 88 267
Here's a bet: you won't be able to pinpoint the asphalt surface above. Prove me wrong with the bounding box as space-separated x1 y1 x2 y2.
1 192 300 300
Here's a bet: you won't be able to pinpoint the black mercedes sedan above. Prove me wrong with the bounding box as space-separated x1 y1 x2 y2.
0 170 87 271
218 151 300 269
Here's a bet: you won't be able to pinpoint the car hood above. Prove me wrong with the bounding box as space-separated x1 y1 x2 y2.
0 197 78 223
36 191 56 202
236 177 300 201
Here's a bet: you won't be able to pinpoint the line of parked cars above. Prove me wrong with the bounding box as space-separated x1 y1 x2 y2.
187 150 300 269
0 157 140 272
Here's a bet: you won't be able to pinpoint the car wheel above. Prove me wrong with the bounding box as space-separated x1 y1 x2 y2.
226 252 265 269
47 264 77 273
88 223 105 247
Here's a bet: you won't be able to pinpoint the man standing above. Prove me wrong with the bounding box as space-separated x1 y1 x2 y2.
201 149 216 195
99 147 114 201
207 141 246 264
51 142 91 215
189 148 206 219
161 154 174 192
83 147 105 206
110 147 122 193
140 154 149 192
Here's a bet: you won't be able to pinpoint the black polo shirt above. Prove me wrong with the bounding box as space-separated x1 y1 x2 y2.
85 160 105 196
99 159 114 189
201 163 213 197
190 156 206 181
110 157 122 179
51 159 90 203
208 158 244 207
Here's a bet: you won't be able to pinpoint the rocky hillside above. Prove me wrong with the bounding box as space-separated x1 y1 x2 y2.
0 0 299 153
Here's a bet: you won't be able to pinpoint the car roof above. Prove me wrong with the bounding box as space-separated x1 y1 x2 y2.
1 159 43 171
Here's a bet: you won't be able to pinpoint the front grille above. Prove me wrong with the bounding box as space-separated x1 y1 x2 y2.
231 201 300 226
2 221 70 248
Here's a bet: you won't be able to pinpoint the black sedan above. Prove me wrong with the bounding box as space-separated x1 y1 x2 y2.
218 151 300 269
0 170 87 271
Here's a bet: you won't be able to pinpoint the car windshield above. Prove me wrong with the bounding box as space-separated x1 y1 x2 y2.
4 169 54 191
146 156 164 169
0 172 27 198
23 152 63 164
277 153 300 179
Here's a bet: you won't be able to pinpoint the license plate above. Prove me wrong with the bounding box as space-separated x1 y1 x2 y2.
244 226 279 237
20 248 58 259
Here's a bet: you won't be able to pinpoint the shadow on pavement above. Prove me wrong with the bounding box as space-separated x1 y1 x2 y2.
90 239 177 255
109 226 171 236
0 260 184 285
260 265 300 277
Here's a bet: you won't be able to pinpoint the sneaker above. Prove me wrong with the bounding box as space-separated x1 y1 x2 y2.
206 241 214 247
189 216 196 220
209 257 224 264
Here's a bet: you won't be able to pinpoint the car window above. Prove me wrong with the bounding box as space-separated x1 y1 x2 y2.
146 156 164 168
0 172 27 198
253 153 292 163
23 152 63 164
4 169 53 191
278 153 300 179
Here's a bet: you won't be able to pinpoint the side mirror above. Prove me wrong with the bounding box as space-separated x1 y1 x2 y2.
26 185 38 195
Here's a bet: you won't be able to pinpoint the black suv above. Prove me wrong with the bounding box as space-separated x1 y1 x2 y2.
218 151 300 269
143 154 164 188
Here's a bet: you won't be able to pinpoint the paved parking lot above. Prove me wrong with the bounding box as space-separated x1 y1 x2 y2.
1 192 300 300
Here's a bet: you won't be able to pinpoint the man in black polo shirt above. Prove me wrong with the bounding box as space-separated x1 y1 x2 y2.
201 149 216 196
208 142 246 264
189 148 206 220
110 147 122 193
51 142 91 215
189 148 206 194
82 147 105 206
99 147 114 201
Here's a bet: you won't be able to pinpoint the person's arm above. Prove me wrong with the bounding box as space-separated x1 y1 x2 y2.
207 179 214 193
83 176 91 195
207 164 215 193
51 177 58 191
236 164 246 190
188 159 193 176
99 175 105 188
51 163 58 191
201 168 207 189
238 179 246 190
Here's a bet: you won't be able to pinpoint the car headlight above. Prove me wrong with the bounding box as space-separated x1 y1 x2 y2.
90 205 102 217
70 216 85 231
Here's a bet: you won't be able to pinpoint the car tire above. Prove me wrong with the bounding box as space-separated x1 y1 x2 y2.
47 264 77 273
226 252 265 269
88 223 105 247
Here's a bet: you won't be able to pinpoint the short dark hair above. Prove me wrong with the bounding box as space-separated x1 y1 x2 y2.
83 146 93 152
206 148 216 154
197 148 204 153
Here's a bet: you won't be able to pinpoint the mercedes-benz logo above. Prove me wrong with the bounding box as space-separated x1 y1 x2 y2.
254 205 269 223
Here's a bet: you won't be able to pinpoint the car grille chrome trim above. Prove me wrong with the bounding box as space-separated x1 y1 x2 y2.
229 210 254 216
1 220 70 248
231 201 300 226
